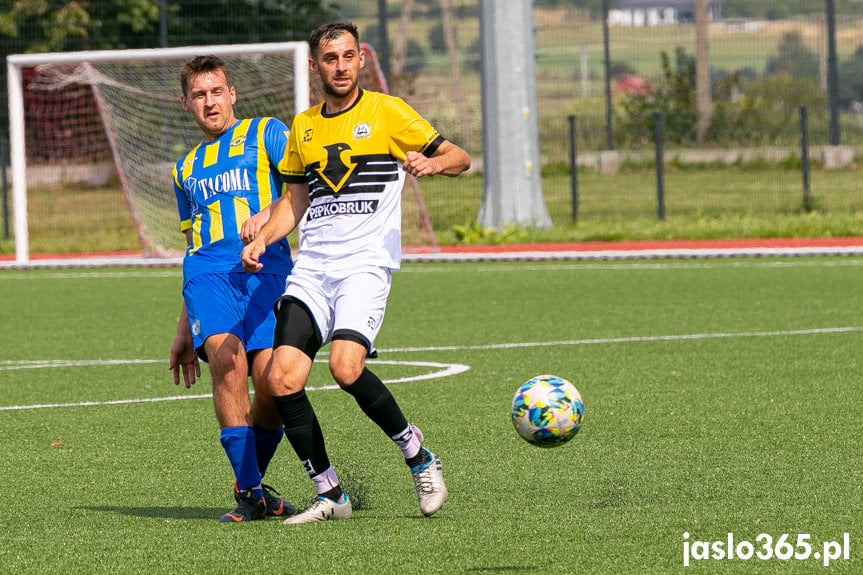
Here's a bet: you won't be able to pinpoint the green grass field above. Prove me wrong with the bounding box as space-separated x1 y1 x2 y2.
1 257 860 573
5 161 863 256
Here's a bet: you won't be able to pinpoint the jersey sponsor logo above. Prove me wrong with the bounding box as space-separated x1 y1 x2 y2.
230 135 246 147
353 122 371 139
302 128 314 142
306 199 379 220
183 168 252 203
307 151 400 199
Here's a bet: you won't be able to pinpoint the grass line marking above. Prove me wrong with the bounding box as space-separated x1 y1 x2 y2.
2 327 858 411
378 326 863 353
0 360 470 411
2 257 862 280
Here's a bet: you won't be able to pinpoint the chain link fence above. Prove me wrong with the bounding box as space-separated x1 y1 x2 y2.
3 0 863 247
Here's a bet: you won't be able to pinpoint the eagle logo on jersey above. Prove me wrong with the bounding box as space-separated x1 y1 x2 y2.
302 128 314 142
317 142 354 192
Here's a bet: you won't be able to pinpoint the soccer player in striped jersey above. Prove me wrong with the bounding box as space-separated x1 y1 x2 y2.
241 22 470 524
169 55 296 522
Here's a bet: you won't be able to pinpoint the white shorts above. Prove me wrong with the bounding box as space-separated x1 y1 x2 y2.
282 264 392 352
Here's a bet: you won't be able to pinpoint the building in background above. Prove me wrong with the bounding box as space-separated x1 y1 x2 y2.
610 0 722 27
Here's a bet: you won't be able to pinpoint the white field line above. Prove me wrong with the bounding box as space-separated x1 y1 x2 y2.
0 360 470 411
2 246 863 270
379 326 863 353
1 327 859 411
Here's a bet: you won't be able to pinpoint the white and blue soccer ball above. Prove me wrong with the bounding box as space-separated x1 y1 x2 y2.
511 375 583 447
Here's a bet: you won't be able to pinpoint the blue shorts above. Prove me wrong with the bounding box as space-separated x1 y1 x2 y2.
183 272 287 362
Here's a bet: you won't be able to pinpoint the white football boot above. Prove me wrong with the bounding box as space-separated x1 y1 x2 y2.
410 447 448 516
282 493 352 524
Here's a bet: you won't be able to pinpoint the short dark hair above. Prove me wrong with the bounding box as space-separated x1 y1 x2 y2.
308 22 359 57
180 55 232 97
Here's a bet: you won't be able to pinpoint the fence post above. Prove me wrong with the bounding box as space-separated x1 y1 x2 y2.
602 0 614 151
826 0 840 145
800 106 812 212
653 112 665 221
568 115 578 222
1 135 8 239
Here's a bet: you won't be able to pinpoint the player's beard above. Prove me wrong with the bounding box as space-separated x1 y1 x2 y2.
322 73 358 99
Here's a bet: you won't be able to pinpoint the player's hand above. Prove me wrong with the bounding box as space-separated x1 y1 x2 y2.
403 151 439 178
241 239 265 273
241 211 267 245
169 332 200 388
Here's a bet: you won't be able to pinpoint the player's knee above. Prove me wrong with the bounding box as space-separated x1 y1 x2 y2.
329 360 363 388
268 363 306 395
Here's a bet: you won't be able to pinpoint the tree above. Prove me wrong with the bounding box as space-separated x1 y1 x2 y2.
695 0 711 141
0 0 337 51
439 0 471 151
168 0 338 45
837 45 863 107
391 0 416 77
618 47 698 145
0 0 338 132
765 32 819 79
365 22 428 77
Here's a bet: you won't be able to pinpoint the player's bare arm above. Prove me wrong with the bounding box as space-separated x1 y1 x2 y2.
241 182 310 272
169 301 201 388
403 140 470 178
240 201 274 244
169 230 201 387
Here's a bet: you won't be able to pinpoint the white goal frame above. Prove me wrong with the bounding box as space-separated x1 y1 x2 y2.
7 42 310 264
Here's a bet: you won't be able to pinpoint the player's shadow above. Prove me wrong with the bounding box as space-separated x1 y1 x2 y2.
75 505 223 520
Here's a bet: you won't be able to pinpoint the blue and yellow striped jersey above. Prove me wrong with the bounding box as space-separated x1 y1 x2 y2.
173 117 293 282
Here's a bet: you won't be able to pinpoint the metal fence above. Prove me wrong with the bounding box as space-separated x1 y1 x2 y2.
3 0 863 241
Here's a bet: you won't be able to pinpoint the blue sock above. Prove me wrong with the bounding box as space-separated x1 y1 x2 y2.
253 425 284 479
220 426 262 495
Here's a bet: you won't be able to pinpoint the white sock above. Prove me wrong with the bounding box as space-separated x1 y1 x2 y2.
391 424 422 460
312 466 339 496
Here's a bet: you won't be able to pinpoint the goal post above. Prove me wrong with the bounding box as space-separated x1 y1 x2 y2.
7 42 310 264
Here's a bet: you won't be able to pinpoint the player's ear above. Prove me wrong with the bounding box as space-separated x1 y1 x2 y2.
358 49 365 69
181 96 190 112
309 58 318 74
229 86 236 105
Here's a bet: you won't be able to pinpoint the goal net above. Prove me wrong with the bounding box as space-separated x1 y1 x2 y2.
7 41 436 263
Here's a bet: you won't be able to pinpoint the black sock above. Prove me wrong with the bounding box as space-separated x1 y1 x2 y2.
343 368 408 437
320 486 343 501
272 390 330 479
405 448 430 470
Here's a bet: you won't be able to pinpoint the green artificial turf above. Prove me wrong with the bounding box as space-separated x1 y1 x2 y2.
0 258 860 574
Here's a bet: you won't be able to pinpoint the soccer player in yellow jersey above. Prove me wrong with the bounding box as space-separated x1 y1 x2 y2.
241 22 470 523
169 55 296 522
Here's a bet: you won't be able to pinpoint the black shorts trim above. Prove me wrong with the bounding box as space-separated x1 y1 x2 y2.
332 330 378 358
273 296 322 360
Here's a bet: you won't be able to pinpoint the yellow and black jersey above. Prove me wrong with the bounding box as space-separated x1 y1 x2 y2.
282 89 444 270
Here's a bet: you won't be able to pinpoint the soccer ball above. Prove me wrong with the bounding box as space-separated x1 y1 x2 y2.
511 375 583 447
